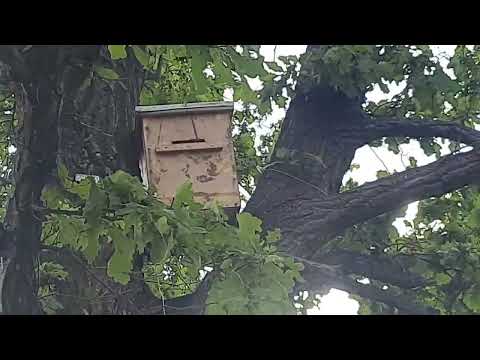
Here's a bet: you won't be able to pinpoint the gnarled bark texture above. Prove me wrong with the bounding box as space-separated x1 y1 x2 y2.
0 46 155 314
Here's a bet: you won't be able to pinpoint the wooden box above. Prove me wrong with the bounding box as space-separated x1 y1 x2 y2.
136 101 240 210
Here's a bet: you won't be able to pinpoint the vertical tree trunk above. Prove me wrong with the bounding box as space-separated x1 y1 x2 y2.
245 84 366 256
1 46 67 314
53 46 147 314
57 46 144 178
1 46 146 314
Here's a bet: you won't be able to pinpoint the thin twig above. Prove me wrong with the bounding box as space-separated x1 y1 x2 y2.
78 121 113 137
266 168 328 196
368 145 390 173
290 255 341 274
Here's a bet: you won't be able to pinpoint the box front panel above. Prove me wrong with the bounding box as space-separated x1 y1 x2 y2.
141 111 240 208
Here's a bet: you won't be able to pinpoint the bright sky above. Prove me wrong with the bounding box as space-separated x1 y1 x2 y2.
237 45 458 315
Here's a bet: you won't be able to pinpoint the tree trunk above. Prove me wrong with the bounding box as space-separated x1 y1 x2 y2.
1 46 148 314
52 46 149 314
245 84 366 256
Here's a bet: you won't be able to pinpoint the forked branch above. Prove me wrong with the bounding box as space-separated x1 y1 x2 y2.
351 117 480 147
300 263 438 315
290 149 480 255
317 249 429 289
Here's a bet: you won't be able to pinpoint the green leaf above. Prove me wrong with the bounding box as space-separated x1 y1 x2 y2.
132 45 150 68
265 61 284 73
274 96 288 108
84 226 102 262
94 65 120 80
154 216 170 235
188 46 210 93
378 81 390 94
265 254 283 264
83 180 107 226
109 170 146 202
266 228 281 243
408 156 418 168
70 178 93 200
385 138 400 154
58 163 70 185
173 181 194 209
230 51 268 78
220 258 233 270
131 219 146 252
434 273 451 286
233 82 259 104
40 262 69 281
151 231 175 266
107 227 136 285
41 186 65 209
467 207 480 228
207 274 249 314
56 217 80 248
357 300 373 315
210 50 234 85
464 285 480 312
376 170 390 179
108 45 127 60
237 212 262 249
244 45 261 53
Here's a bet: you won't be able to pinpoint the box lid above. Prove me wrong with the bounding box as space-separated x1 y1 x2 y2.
136 101 234 117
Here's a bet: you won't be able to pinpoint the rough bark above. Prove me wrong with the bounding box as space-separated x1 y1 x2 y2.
316 249 429 289
0 46 68 314
299 262 438 314
57 46 143 178
274 149 480 259
44 46 154 315
352 116 480 147
0 46 152 314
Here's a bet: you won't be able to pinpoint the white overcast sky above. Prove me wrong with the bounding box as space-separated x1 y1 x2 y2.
233 45 459 315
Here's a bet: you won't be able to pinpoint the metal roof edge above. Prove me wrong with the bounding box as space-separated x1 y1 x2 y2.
136 101 234 116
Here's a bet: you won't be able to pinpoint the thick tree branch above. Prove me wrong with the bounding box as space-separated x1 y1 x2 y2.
300 263 438 315
317 249 429 289
351 117 480 147
289 149 480 255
